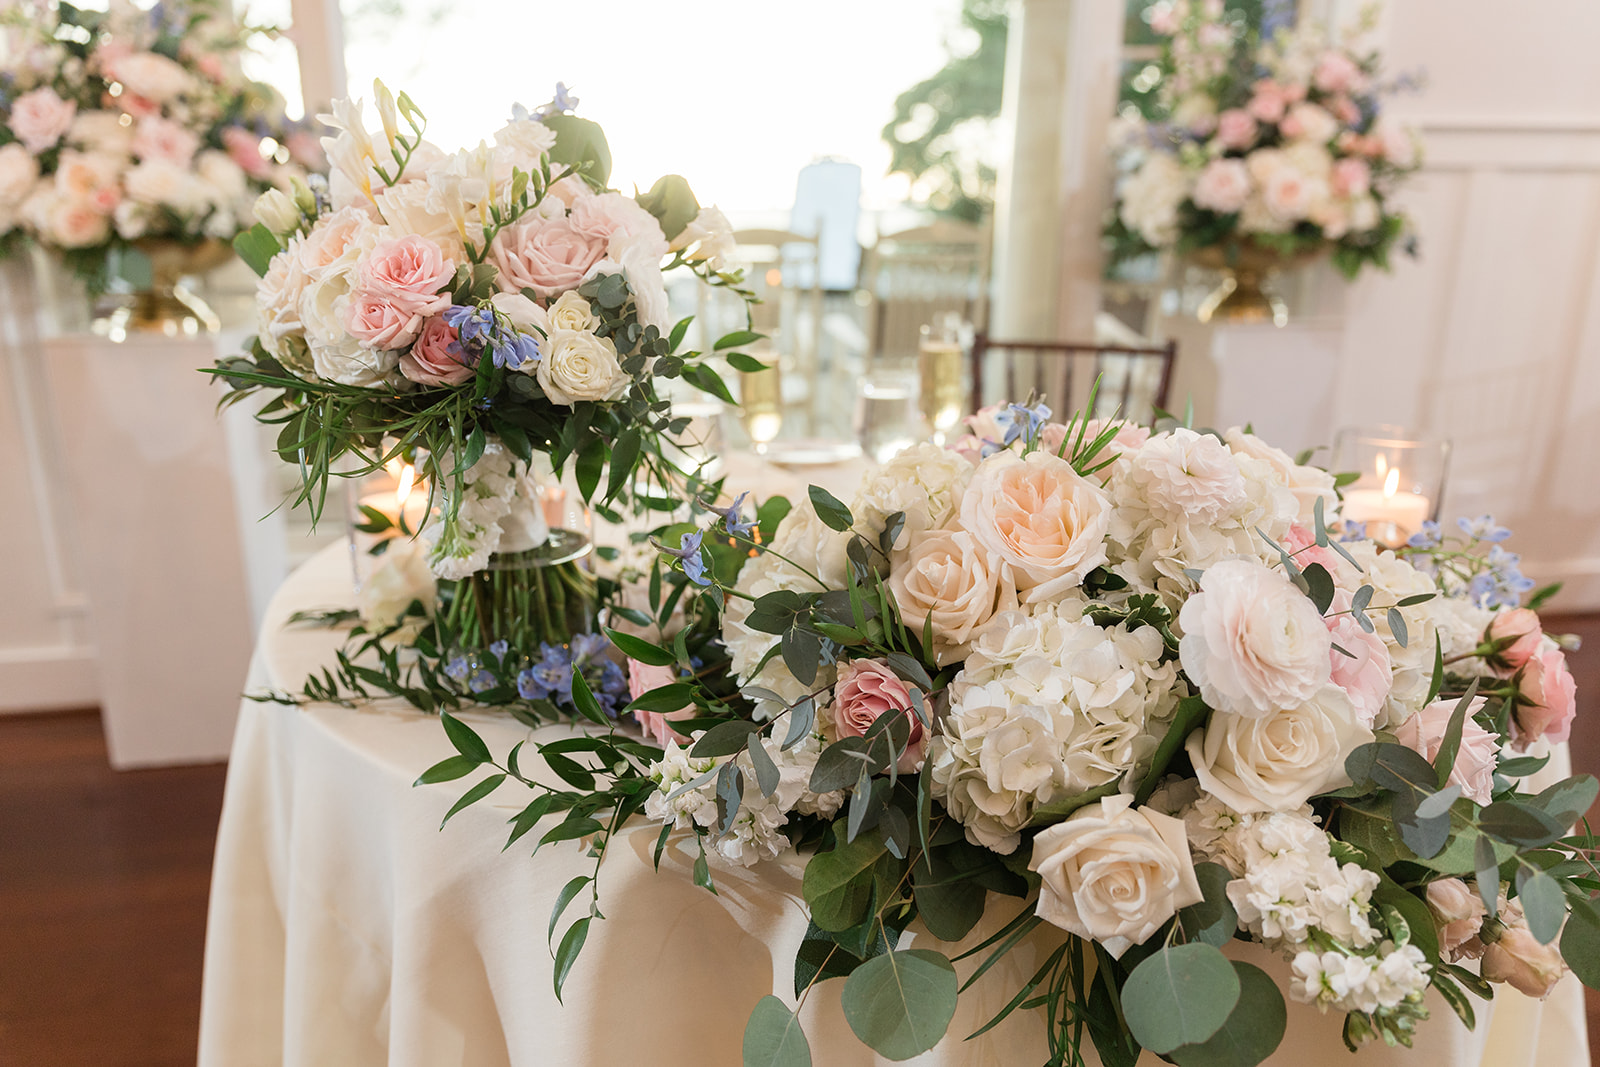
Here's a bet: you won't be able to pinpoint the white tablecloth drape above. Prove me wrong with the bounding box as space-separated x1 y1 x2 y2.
198 543 1592 1067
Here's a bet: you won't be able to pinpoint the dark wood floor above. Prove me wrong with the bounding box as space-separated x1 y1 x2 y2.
2 616 1598 1065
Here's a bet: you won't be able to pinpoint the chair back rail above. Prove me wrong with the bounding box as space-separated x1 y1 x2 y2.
968 333 1178 424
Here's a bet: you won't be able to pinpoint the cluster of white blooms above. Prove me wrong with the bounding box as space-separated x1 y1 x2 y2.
932 609 1183 854
1290 942 1431 1016
644 729 843 867
424 442 549 580
849 442 974 559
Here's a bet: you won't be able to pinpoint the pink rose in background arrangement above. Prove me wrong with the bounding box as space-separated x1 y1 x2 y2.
195 54 226 82
342 290 425 351
1313 51 1363 94
286 130 326 170
1395 695 1498 804
1331 157 1371 198
10 87 77 154
1147 2 1179 36
1486 607 1543 672
1329 95 1361 126
115 91 161 120
1215 108 1259 150
399 315 474 386
833 658 926 772
131 114 201 168
1513 648 1577 749
488 216 607 298
1192 158 1252 214
1247 80 1289 124
361 235 455 316
1425 879 1487 961
47 199 111 248
222 126 273 178
627 659 694 747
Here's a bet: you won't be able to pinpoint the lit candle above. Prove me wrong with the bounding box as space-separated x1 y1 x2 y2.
1341 466 1430 548
356 461 429 550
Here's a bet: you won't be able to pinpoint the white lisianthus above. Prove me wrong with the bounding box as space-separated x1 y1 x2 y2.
1029 794 1204 957
1179 558 1331 718
537 328 625 404
1186 684 1372 812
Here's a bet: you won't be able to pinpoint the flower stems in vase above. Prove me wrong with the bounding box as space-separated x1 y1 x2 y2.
438 559 596 654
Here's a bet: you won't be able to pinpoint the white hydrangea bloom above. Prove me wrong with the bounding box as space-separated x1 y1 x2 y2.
849 441 973 558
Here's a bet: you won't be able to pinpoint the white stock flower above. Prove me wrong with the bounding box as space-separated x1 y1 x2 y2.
1179 558 1332 718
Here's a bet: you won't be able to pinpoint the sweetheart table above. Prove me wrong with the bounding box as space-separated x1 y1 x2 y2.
198 541 1592 1067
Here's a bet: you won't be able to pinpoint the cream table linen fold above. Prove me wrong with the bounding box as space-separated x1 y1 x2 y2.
198 543 1591 1067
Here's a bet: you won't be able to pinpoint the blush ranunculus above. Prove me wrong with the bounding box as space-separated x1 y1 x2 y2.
628 659 693 747
1394 696 1498 805
341 290 424 351
1178 558 1332 719
1331 157 1371 198
10 87 77 154
1028 794 1204 958
1487 608 1543 672
488 215 607 298
399 315 474 386
1247 80 1289 124
1215 108 1259 150
958 449 1112 601
1513 648 1577 750
1192 158 1252 214
359 234 454 317
833 658 925 772
1313 51 1362 94
1325 608 1393 729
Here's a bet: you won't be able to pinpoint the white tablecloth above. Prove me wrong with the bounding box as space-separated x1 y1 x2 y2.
199 542 1591 1067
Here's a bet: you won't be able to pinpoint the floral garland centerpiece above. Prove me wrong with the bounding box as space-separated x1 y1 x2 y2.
214 80 755 710
0 0 318 319
428 396 1597 1065
1107 1 1422 322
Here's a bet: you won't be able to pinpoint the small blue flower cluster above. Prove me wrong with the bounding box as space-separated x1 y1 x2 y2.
1405 514 1534 608
516 632 629 715
444 304 540 372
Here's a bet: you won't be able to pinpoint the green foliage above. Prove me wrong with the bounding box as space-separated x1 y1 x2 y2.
1169 962 1286 1067
840 949 959 1060
1120 943 1240 1055
743 996 812 1067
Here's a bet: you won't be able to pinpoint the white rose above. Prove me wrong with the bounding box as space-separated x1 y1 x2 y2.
958 449 1112 600
489 290 550 337
537 328 624 404
1285 103 1340 146
888 528 1019 666
357 539 437 634
492 117 557 169
123 160 185 207
1179 558 1332 718
47 198 111 248
1187 685 1372 812
112 199 151 240
546 289 598 332
0 144 40 206
616 239 669 332
1029 794 1204 957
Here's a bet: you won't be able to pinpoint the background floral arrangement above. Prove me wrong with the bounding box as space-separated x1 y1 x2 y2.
1106 0 1421 279
0 0 319 286
217 80 756 696
428 397 1597 1066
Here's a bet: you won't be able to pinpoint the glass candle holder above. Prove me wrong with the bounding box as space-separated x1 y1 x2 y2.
1331 425 1451 549
346 454 434 591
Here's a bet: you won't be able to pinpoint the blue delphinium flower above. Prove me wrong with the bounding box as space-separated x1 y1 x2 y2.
445 304 495 345
720 491 756 538
546 82 580 115
491 329 540 371
467 668 497 693
519 643 575 702
594 660 629 717
1338 520 1369 542
1406 520 1442 549
488 640 509 660
570 632 611 663
658 530 710 586
1457 515 1512 543
993 401 1052 447
444 654 472 682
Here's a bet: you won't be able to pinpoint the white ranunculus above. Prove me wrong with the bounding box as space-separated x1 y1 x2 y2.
1179 558 1332 718
1030 794 1204 957
1223 427 1336 526
1129 427 1248 525
537 328 624 405
1187 685 1372 812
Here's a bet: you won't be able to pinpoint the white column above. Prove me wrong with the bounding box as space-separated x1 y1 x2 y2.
288 0 348 117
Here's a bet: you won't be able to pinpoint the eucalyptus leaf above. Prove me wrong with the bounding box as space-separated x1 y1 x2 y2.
1515 868 1566 944
802 828 887 932
1169 962 1287 1067
743 995 812 1067
840 949 958 1061
748 734 781 797
808 485 855 533
1121 943 1240 1055
1560 900 1600 989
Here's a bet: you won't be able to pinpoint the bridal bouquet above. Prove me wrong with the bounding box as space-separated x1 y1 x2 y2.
1107 1 1421 279
0 0 317 284
215 81 753 705
429 397 1596 1066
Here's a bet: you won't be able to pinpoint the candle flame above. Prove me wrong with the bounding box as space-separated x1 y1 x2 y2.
395 463 416 507
1382 467 1400 498
1375 454 1388 481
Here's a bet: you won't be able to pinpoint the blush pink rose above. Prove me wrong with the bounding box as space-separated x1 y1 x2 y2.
1039 418 1150 460
1330 96 1361 126
568 191 667 255
195 54 226 82
222 126 273 178
833 658 926 772
1314 51 1362 94
360 234 455 316
115 91 161 120
1482 926 1566 999
1215 108 1258 150
1331 157 1371 198
342 291 424 351
11 87 77 154
131 114 200 167
1426 878 1487 961
399 316 473 386
628 659 693 747
1513 648 1577 750
1487 608 1543 672
286 130 326 170
1395 696 1498 804
1247 80 1289 124
1192 158 1252 214
488 215 607 298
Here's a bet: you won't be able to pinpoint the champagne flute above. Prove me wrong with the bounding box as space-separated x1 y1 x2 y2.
738 355 782 455
918 315 967 445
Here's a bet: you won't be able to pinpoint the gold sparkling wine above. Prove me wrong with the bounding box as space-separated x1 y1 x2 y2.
918 341 965 439
738 362 783 452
